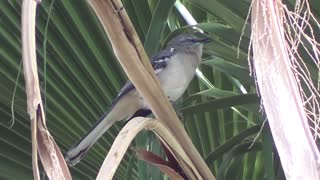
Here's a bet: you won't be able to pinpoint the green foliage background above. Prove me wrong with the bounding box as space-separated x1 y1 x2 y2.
0 0 319 179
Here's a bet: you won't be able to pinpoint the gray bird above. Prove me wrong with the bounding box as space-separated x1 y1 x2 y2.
65 33 211 166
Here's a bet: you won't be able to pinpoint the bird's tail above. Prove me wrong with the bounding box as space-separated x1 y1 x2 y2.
65 88 145 166
65 110 119 166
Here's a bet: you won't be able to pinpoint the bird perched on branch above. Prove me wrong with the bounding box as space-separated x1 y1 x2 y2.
65 33 211 166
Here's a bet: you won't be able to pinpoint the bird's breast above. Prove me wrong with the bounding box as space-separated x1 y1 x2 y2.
157 53 199 101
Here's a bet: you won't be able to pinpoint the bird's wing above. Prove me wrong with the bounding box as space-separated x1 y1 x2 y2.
113 81 135 105
151 48 176 74
112 48 176 101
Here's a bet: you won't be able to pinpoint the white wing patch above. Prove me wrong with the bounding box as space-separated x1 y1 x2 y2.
153 58 169 75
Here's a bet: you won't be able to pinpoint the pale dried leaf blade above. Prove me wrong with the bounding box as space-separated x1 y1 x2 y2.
37 106 72 180
97 117 202 179
96 117 152 180
21 0 71 179
133 148 184 180
251 0 320 179
21 0 42 179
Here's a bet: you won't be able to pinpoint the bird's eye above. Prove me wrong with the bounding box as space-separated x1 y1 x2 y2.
182 38 194 43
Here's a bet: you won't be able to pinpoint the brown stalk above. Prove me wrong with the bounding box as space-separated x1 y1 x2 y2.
21 0 71 179
133 148 185 180
87 0 214 179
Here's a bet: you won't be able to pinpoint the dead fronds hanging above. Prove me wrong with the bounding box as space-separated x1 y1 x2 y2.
21 0 71 179
250 0 320 179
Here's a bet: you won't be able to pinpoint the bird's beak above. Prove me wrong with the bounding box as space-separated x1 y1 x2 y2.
198 37 212 44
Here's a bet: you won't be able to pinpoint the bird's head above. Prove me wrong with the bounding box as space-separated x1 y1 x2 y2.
166 33 211 59
167 33 211 49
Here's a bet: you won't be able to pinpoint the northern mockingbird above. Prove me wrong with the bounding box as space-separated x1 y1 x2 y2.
65 33 211 166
